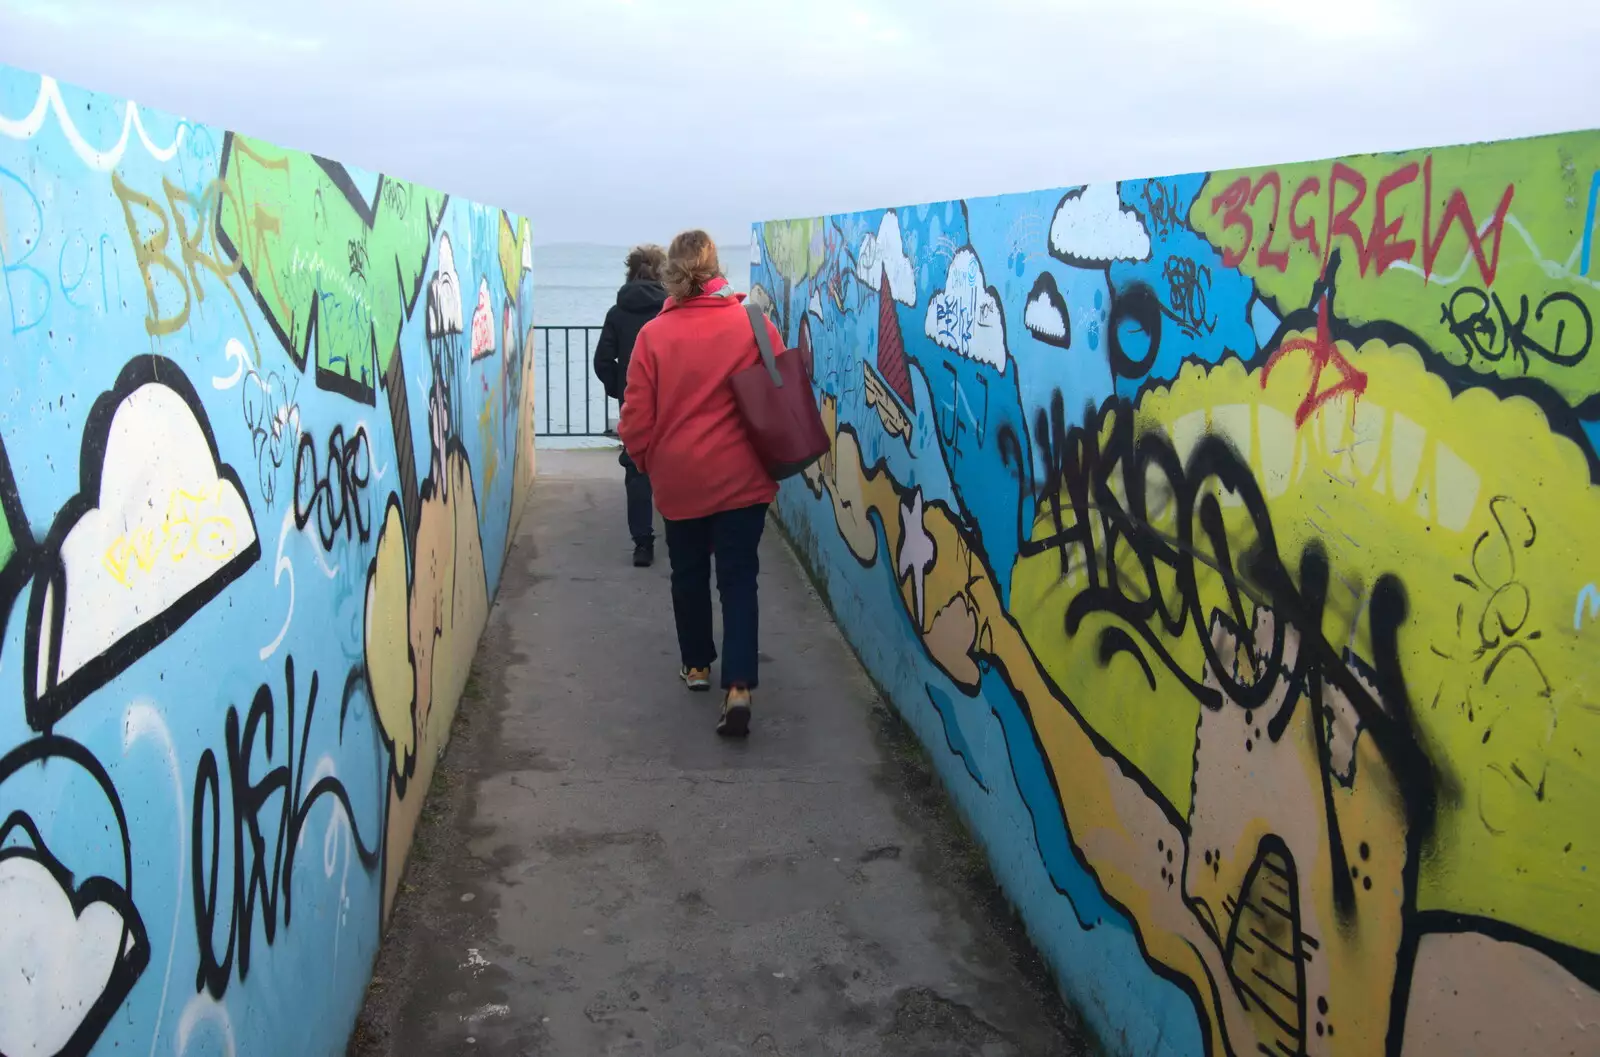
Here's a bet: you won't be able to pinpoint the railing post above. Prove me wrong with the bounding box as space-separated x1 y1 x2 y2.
530 327 608 438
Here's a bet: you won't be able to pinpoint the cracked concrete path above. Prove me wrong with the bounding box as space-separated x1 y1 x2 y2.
350 448 1089 1057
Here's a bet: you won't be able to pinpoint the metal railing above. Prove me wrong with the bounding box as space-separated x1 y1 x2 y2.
532 326 617 437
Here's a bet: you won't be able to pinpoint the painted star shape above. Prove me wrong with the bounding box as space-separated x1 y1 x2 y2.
897 488 936 627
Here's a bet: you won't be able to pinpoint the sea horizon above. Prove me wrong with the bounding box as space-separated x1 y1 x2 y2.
531 241 753 327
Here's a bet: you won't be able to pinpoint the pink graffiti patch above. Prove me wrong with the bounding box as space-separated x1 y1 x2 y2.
470 280 497 360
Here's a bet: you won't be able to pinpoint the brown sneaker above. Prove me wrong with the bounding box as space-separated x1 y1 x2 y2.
717 687 752 738
679 667 711 692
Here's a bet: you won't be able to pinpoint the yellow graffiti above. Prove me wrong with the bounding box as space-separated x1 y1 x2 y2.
1009 332 1600 952
1134 339 1598 952
365 500 415 774
810 340 1600 1052
102 484 239 588
497 212 531 305
814 425 1251 1055
109 171 264 364
510 325 539 527
364 450 489 919
478 377 500 498
863 361 911 440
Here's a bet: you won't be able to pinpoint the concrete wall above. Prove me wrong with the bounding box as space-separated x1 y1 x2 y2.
0 64 537 1056
752 130 1600 1056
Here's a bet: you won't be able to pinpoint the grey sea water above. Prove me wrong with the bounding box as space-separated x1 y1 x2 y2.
529 242 752 441
532 242 752 326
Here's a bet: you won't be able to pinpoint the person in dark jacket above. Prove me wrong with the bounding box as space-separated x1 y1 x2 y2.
594 244 668 566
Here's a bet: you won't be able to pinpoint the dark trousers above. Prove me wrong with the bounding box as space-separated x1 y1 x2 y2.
619 449 654 546
664 504 768 689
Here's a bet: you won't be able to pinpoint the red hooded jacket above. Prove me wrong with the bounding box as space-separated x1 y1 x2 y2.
618 279 780 522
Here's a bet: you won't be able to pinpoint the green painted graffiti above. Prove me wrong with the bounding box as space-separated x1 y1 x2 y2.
498 211 531 306
216 134 447 404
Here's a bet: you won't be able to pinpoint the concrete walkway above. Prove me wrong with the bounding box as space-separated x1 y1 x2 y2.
350 448 1087 1057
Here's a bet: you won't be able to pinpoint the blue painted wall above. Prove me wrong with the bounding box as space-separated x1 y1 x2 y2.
754 128 1600 1056
0 64 537 1057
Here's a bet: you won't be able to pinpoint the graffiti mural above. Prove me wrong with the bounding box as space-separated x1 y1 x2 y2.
755 128 1600 1056
0 64 536 1056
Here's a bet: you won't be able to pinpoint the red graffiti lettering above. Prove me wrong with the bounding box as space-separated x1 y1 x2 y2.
1250 171 1290 273
1326 164 1369 273
1209 160 1515 289
1369 163 1420 275
1261 287 1368 428
1289 176 1322 258
1210 176 1255 269
1423 155 1515 286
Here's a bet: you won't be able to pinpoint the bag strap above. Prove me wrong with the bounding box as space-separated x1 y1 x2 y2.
744 303 784 389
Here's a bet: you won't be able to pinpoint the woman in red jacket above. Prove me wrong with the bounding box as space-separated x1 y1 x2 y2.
618 230 779 737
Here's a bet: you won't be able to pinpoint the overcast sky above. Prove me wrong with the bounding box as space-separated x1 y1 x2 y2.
3 0 1599 247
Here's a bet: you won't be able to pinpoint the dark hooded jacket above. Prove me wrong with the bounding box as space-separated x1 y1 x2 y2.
594 279 668 402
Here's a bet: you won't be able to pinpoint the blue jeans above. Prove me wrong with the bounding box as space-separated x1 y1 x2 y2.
664 504 768 689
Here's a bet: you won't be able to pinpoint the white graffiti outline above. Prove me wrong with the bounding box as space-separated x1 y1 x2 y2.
298 494 343 580
1387 212 1600 293
353 417 390 486
211 339 249 391
307 754 356 965
176 993 235 1057
0 75 186 171
1506 213 1600 292
122 702 183 1057
260 508 297 661
261 488 348 661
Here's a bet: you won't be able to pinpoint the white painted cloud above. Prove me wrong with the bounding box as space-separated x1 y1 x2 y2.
750 237 763 266
470 278 496 360
924 248 1007 372
1026 292 1066 340
808 288 824 321
856 211 917 306
426 233 464 338
1024 272 1071 349
520 220 534 275
0 853 137 1057
39 382 257 699
1049 183 1151 266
